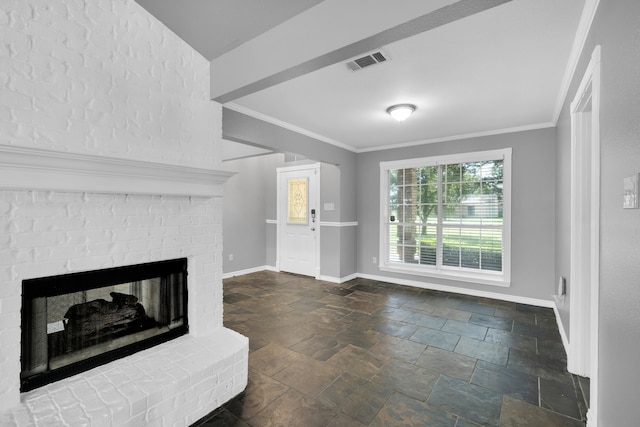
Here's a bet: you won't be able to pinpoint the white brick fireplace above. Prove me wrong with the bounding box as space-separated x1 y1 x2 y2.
0 0 248 424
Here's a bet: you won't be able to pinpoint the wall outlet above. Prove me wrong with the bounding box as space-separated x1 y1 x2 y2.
558 276 566 296
228 254 234 261
372 256 377 264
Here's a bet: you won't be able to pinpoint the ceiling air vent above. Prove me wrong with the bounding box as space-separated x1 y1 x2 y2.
346 51 388 71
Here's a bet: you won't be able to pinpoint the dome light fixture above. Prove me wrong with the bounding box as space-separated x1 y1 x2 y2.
387 104 416 122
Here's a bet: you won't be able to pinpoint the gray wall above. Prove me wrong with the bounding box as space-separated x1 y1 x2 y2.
224 154 355 279
223 153 284 273
555 1 640 424
357 128 557 301
223 108 358 278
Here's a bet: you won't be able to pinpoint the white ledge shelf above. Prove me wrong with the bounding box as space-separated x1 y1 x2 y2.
0 144 235 197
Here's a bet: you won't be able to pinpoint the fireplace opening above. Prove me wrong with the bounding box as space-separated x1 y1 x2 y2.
20 258 188 392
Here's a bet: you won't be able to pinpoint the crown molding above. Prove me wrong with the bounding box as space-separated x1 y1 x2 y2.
552 0 601 124
224 103 358 153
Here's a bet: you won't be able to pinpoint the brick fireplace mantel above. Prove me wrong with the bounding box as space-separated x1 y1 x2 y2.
0 144 236 197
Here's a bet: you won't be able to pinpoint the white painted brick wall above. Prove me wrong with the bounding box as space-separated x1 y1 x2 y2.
0 191 235 413
0 0 221 169
0 0 247 422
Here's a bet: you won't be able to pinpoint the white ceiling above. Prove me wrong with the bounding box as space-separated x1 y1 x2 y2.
136 0 586 153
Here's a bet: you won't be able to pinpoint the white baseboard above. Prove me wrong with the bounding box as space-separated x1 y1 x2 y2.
222 265 276 279
357 273 554 308
318 273 358 284
552 295 570 356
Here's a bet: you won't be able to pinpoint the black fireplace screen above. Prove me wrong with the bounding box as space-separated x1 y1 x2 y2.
20 258 188 392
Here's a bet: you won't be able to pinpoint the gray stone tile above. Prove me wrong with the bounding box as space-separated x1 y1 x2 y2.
500 395 585 427
372 306 412 322
224 371 289 420
289 333 347 362
248 389 337 427
540 376 582 420
371 360 439 401
455 336 509 366
370 334 426 364
371 392 456 427
327 344 385 379
249 343 302 376
415 346 477 382
370 318 418 339
410 327 460 351
336 327 385 350
404 312 447 329
484 328 536 353
428 375 502 426
454 300 496 316
317 372 393 425
507 348 572 381
441 319 488 340
469 313 513 331
273 355 342 397
471 360 538 405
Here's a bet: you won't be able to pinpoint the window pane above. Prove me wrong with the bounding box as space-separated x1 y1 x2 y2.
481 228 503 271
445 164 461 182
444 183 461 203
389 169 400 185
460 228 481 269
462 182 481 197
442 227 461 267
482 160 503 181
443 204 461 224
389 183 399 205
417 166 437 184
403 184 417 206
462 162 482 182
418 204 438 223
418 226 436 265
287 178 308 224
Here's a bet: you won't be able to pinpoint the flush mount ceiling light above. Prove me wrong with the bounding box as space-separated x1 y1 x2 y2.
387 104 416 122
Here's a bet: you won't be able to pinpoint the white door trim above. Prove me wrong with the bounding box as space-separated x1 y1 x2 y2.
569 45 600 426
276 163 321 278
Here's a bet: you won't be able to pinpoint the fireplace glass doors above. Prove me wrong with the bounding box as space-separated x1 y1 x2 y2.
20 259 188 392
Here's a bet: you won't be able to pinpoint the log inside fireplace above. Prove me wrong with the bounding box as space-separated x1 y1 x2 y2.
21 259 188 392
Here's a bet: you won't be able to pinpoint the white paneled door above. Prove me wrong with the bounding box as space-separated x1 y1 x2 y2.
277 164 320 278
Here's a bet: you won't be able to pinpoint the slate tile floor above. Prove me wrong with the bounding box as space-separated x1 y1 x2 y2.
193 271 589 426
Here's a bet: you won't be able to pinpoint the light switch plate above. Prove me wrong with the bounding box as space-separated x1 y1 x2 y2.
623 174 639 209
324 203 335 211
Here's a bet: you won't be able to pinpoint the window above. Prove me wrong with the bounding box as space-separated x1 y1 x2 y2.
287 178 308 224
379 148 511 286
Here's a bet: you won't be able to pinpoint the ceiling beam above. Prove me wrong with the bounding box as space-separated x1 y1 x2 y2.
212 0 511 103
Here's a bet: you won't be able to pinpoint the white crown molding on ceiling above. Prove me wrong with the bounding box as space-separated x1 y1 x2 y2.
552 0 601 125
0 144 235 197
228 100 556 154
357 122 556 153
224 103 358 153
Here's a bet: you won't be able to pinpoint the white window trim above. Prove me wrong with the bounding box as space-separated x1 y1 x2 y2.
379 148 512 287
